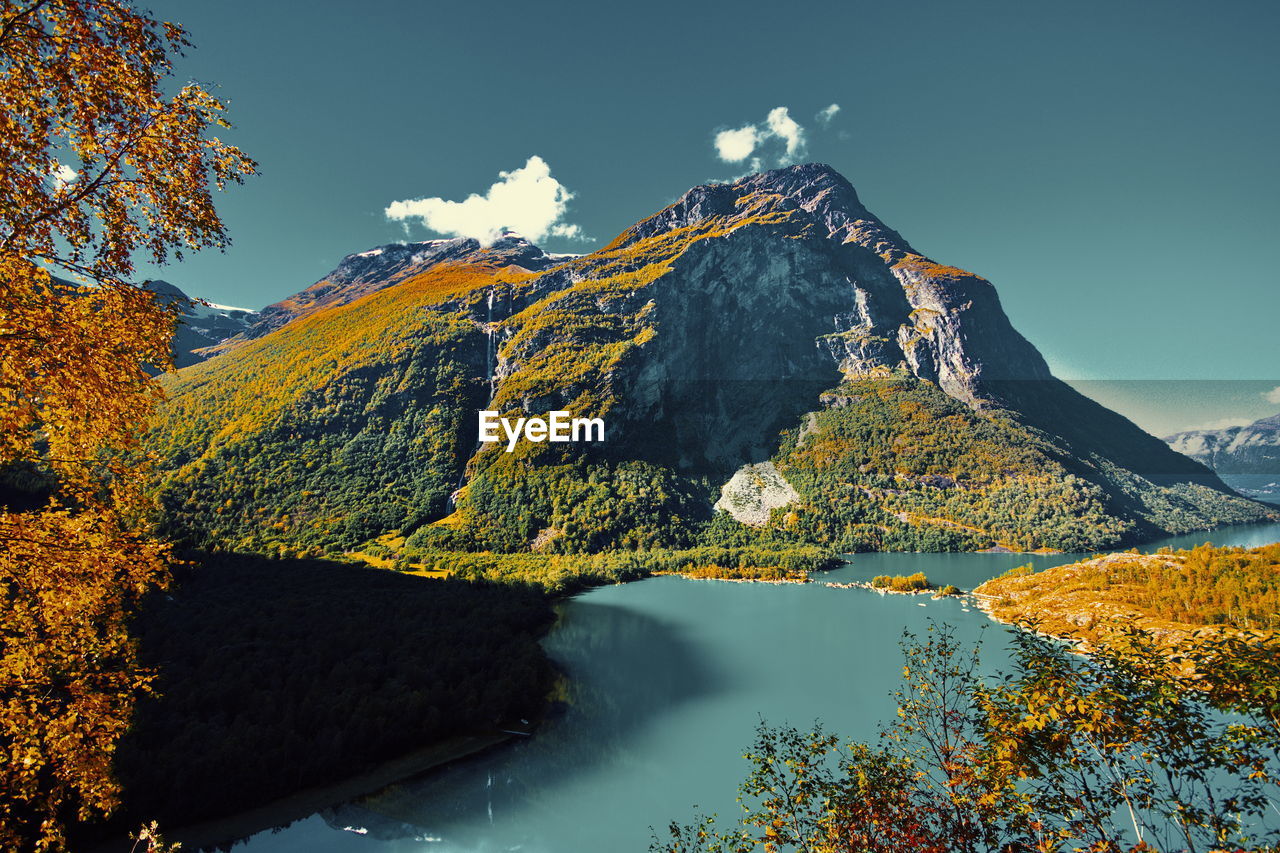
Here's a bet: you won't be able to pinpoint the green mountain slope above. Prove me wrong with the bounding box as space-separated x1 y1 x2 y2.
148 165 1274 558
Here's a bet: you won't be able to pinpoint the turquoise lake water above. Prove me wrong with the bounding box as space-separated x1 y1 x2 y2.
224 522 1280 853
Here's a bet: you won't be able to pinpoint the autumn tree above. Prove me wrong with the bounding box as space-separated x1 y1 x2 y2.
653 628 1004 853
657 623 1280 853
0 1 254 848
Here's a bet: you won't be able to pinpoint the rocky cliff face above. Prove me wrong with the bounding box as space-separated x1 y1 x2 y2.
613 164 1055 403
1166 415 1280 503
150 164 1274 555
141 280 258 368
483 164 1209 483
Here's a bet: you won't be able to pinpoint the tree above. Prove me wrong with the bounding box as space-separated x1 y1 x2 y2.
656 623 1280 853
0 1 254 848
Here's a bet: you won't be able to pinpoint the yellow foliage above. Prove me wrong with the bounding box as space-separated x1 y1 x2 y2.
974 544 1280 645
1 1 254 848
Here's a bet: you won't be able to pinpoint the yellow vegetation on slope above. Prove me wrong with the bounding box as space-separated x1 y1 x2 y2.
973 543 1280 645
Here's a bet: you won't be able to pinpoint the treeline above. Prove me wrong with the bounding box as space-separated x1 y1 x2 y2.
94 552 554 833
400 544 841 594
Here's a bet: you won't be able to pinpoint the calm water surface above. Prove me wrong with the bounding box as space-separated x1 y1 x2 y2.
223 522 1280 853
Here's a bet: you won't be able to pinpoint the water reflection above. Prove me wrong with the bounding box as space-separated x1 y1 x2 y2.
319 600 721 847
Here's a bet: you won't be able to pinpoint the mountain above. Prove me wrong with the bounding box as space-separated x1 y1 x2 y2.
141 279 259 368
206 232 575 352
147 164 1274 557
1166 414 1280 504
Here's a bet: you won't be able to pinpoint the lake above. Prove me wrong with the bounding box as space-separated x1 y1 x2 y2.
220 522 1280 852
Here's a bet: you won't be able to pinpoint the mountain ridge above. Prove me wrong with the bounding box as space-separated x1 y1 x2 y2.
140 279 258 368
209 232 574 352
147 164 1274 557
1165 413 1280 503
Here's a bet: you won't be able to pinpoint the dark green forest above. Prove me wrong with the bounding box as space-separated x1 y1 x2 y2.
98 553 554 833
399 543 841 592
151 352 1271 575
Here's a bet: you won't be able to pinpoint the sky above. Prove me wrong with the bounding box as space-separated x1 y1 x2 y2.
140 0 1278 429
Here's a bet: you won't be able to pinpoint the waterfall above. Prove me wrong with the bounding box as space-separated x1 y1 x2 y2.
486 287 496 396
447 287 500 512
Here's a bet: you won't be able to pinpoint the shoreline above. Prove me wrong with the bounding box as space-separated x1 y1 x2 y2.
94 731 520 853
824 579 963 599
659 571 810 585
967 545 1280 650
967 589 1079 643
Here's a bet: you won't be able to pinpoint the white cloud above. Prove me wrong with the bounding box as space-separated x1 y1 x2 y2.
1264 385 1280 405
765 107 805 159
549 222 583 239
816 103 840 125
50 163 77 189
385 156 584 246
711 105 814 169
714 124 761 163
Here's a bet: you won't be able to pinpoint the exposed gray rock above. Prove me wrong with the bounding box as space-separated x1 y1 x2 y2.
614 164 1053 406
714 461 800 526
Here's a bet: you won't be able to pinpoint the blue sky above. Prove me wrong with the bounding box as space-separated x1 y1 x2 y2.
141 0 1278 428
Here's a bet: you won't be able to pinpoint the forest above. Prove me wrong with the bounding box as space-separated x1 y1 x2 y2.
148 293 494 557
772 376 1265 554
150 356 1271 584
397 543 840 592
87 551 556 836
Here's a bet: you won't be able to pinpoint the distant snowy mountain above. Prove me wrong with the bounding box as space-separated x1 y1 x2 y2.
141 280 259 367
1166 414 1280 504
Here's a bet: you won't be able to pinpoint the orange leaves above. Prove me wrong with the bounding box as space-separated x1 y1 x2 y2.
2 1 254 847
1 0 256 280
0 260 175 505
0 504 169 851
975 545 1280 649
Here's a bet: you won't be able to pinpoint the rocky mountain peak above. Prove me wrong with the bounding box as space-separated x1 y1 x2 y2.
1165 411 1280 502
330 231 561 287
229 231 572 345
141 278 189 301
620 164 913 259
140 279 258 368
740 162 870 218
1255 413 1280 431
